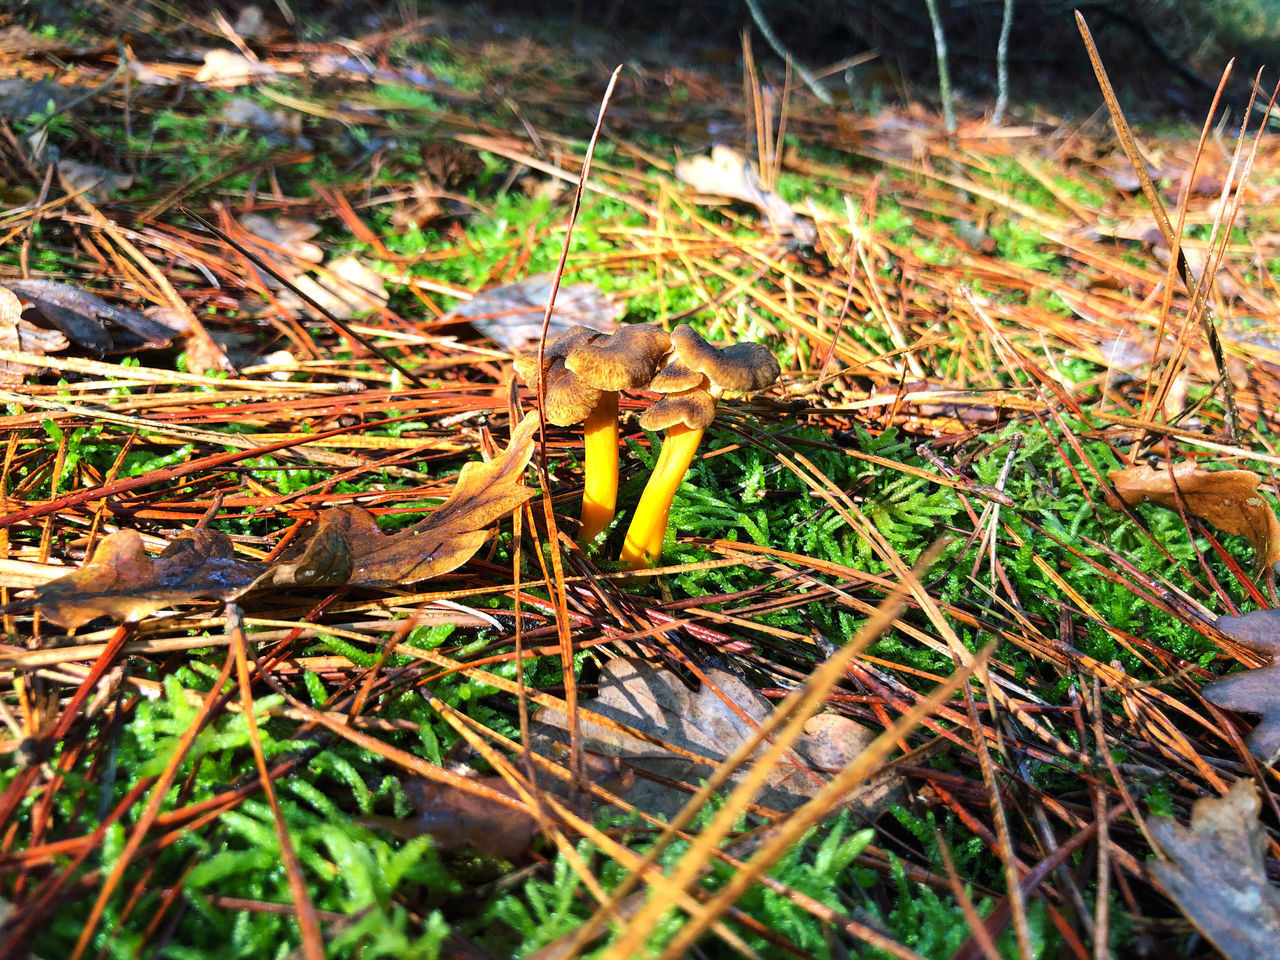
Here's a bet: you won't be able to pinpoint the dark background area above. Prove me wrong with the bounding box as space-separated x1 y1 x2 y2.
15 0 1280 119
472 0 1280 118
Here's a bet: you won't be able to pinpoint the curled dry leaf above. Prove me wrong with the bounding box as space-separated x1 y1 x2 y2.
56 158 133 202
0 287 67 383
315 412 538 586
674 145 815 241
289 255 389 316
2 279 181 355
240 214 324 272
221 99 307 145
1203 609 1280 760
1108 461 1280 568
194 49 278 86
1147 778 1280 960
21 415 537 628
534 657 899 820
29 528 264 630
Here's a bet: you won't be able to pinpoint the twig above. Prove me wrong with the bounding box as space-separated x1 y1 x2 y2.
742 0 832 105
992 0 1015 124
923 0 956 133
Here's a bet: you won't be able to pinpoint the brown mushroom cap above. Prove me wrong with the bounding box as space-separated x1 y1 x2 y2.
638 387 717 431
544 324 602 360
541 361 601 425
649 361 706 394
563 323 672 391
513 326 605 426
669 324 780 393
514 325 601 381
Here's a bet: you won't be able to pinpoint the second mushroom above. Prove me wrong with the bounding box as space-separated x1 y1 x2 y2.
620 325 780 570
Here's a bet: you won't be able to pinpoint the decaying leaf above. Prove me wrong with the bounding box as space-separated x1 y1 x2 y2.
289 255 389 316
835 105 935 162
0 77 80 120
1203 609 1280 759
1108 461 1280 568
30 528 263 630
402 776 537 860
1147 778 1280 960
325 411 538 586
194 49 278 86
391 753 634 860
22 416 537 628
675 145 814 241
2 279 181 355
221 98 306 145
240 214 324 272
534 657 898 820
56 158 133 202
0 287 67 383
443 274 622 351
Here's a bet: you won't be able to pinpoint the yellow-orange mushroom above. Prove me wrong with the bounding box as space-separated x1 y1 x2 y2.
620 325 779 570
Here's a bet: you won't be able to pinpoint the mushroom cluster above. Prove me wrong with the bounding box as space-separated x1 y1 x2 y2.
515 322 780 569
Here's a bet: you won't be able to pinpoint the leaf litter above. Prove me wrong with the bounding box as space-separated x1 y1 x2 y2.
1146 778 1280 960
1203 609 1280 759
17 413 537 629
1108 460 1280 568
533 657 900 820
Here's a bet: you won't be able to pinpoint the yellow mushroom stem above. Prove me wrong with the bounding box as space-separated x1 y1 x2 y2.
578 391 620 544
619 421 707 570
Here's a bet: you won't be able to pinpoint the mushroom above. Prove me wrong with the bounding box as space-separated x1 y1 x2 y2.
620 325 780 570
515 323 670 543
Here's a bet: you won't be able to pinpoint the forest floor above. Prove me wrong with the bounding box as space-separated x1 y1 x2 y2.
1 3 1279 959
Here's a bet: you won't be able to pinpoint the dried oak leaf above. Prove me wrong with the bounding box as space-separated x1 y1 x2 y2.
1147 778 1280 960
391 754 633 860
28 523 355 629
534 657 899 820
1203 609 1280 759
288 255 388 317
328 412 538 587
31 528 264 629
1108 461 1280 568
24 416 536 627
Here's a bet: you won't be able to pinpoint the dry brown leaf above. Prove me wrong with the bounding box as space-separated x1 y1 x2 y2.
835 106 934 162
1147 778 1280 960
29 528 263 630
3 279 181 355
534 657 898 820
239 212 325 267
1108 461 1280 568
674 145 814 241
443 274 621 351
193 49 278 86
0 287 67 383
332 412 538 586
20 416 537 627
288 255 389 316
1203 609 1280 759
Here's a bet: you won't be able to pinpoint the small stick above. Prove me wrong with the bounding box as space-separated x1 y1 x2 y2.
742 0 832 105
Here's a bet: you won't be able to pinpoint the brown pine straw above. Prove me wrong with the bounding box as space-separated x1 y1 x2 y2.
4 11 1280 957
